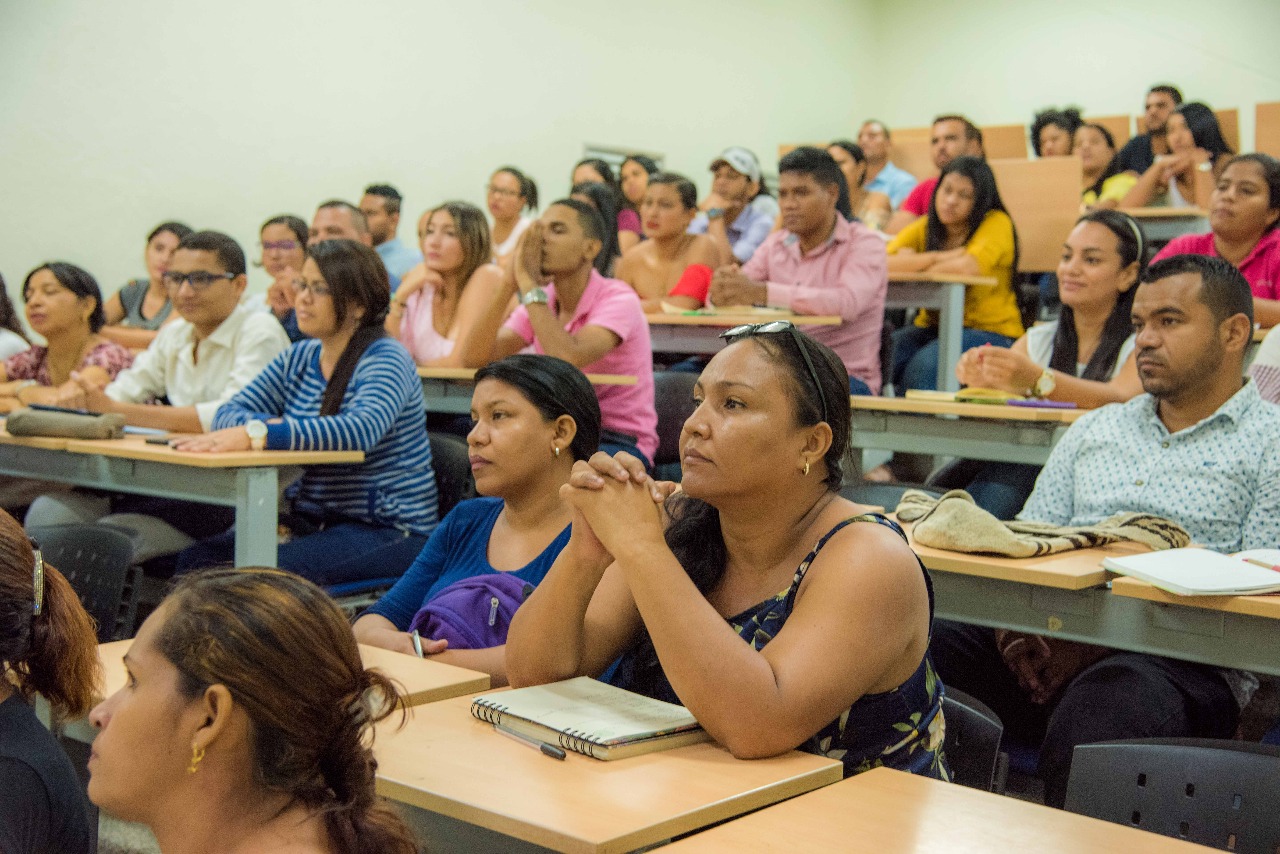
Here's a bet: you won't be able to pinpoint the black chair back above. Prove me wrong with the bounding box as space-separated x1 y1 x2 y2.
942 687 1005 791
429 431 476 518
1065 738 1280 852
28 524 137 642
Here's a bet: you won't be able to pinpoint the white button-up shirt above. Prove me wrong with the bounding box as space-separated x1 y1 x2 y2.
105 304 290 431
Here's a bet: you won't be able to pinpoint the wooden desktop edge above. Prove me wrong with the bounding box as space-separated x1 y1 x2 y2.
61 436 363 468
888 271 997 287
1109 576 1280 620
850 394 1085 423
645 313 841 327
419 366 637 385
1124 207 1209 219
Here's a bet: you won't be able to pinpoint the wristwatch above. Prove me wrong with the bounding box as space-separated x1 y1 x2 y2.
706 207 726 220
245 419 268 451
520 286 549 307
1030 369 1056 399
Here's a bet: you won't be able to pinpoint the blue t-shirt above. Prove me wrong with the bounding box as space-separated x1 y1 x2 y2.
364 497 569 629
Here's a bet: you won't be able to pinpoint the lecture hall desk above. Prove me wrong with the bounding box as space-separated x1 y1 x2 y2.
420 367 637 415
1126 207 1210 243
659 766 1210 853
645 310 840 355
886 271 997 392
373 692 841 854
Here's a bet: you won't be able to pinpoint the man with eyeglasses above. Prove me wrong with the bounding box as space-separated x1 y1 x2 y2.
708 146 888 396
28 231 291 563
60 230 289 432
360 183 423 281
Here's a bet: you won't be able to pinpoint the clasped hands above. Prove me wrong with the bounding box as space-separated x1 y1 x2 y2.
954 344 1040 395
995 630 1111 705
561 451 678 566
708 264 766 308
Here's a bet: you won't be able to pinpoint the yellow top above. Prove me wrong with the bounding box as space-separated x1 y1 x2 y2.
1082 172 1138 207
888 210 1024 339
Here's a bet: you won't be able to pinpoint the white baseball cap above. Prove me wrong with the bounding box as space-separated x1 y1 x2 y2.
709 147 762 183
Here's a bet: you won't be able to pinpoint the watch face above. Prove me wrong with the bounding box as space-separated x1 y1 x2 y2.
246 421 267 439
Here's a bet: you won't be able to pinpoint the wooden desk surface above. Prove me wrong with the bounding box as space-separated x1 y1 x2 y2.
888 271 998 287
660 767 1208 853
0 428 73 451
419 367 637 386
900 520 1143 591
646 312 840 327
1109 576 1280 621
1125 207 1209 220
62 435 363 468
96 640 489 708
852 394 1086 424
374 693 841 854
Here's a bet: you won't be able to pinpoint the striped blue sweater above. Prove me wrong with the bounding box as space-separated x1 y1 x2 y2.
213 337 438 536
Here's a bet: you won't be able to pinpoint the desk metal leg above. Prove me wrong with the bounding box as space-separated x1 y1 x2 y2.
935 285 965 392
234 468 279 567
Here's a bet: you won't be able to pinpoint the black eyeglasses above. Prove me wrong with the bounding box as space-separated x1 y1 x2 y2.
720 320 831 425
162 271 236 291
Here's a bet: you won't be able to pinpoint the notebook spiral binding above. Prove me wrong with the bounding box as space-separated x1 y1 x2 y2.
559 728 602 756
471 700 508 725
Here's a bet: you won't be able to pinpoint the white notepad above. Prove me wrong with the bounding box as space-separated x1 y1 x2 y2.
471 677 709 760
1102 548 1280 596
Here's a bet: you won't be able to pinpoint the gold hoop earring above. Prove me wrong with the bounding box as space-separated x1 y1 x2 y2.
803 462 810 476
553 445 561 458
187 744 206 775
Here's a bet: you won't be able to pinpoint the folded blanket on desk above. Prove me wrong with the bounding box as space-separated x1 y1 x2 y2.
6 408 126 440
894 489 1190 557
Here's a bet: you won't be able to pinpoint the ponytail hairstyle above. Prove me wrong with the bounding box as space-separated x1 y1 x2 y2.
0 509 100 717
494 166 539 212
153 568 416 854
570 182 622 272
1051 210 1147 382
305 240 390 416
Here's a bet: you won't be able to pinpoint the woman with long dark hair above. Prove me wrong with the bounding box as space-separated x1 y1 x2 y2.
174 239 438 585
887 156 1024 392
1076 124 1137 210
1122 102 1234 209
572 158 643 253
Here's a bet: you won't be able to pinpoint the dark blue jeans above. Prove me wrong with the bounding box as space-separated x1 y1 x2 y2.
891 326 1015 393
175 522 428 587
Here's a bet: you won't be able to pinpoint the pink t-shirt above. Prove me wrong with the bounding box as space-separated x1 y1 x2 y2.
6 340 133 385
395 285 454 363
504 271 658 463
1152 229 1280 301
618 208 642 235
743 216 889 393
900 176 939 217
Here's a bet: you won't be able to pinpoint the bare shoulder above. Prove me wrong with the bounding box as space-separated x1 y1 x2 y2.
802 500 921 588
685 233 720 266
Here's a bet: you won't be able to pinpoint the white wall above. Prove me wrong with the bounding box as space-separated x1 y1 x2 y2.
868 0 1280 152
0 0 876 298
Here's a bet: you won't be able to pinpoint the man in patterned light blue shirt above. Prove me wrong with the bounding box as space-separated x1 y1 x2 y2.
932 254 1280 809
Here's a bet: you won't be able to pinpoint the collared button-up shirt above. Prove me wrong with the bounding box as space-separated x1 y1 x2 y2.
743 215 888 392
1021 380 1280 553
865 161 919 209
105 304 291 431
376 238 425 284
688 203 775 263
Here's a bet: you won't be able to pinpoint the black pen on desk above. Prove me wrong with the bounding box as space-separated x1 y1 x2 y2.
493 722 567 760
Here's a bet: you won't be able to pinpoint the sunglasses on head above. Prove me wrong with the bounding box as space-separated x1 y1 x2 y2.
719 320 831 426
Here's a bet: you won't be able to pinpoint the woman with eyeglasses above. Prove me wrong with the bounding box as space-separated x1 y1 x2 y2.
0 262 132 412
257 214 309 325
507 323 949 780
172 239 438 586
87 568 416 854
0 508 100 854
487 167 539 260
102 221 193 350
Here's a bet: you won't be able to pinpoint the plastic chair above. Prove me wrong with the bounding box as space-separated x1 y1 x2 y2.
1064 738 1280 852
652 371 698 481
941 687 1005 792
28 524 138 642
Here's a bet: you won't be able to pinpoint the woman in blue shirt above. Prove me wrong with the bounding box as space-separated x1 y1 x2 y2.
174 239 437 586
354 354 600 684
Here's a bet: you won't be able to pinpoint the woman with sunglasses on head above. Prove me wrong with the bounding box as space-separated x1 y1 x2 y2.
508 324 948 779
102 221 193 350
355 354 600 685
0 262 132 412
488 167 539 261
944 210 1147 518
887 156 1024 393
172 239 438 586
88 568 416 854
0 510 100 854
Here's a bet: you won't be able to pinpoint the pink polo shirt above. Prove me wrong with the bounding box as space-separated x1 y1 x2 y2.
900 176 939 217
1152 230 1280 300
742 216 888 393
504 270 659 463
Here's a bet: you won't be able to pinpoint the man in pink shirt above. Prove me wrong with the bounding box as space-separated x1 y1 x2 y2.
709 146 888 395
884 115 986 234
475 198 659 468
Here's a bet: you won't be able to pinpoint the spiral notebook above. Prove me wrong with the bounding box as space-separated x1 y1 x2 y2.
470 677 710 760
1102 548 1280 596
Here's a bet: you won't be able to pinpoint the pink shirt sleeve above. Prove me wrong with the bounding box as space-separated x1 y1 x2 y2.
1150 233 1208 264
4 348 41 381
617 209 642 235
502 304 535 344
764 229 888 321
741 234 776 282
581 284 643 343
